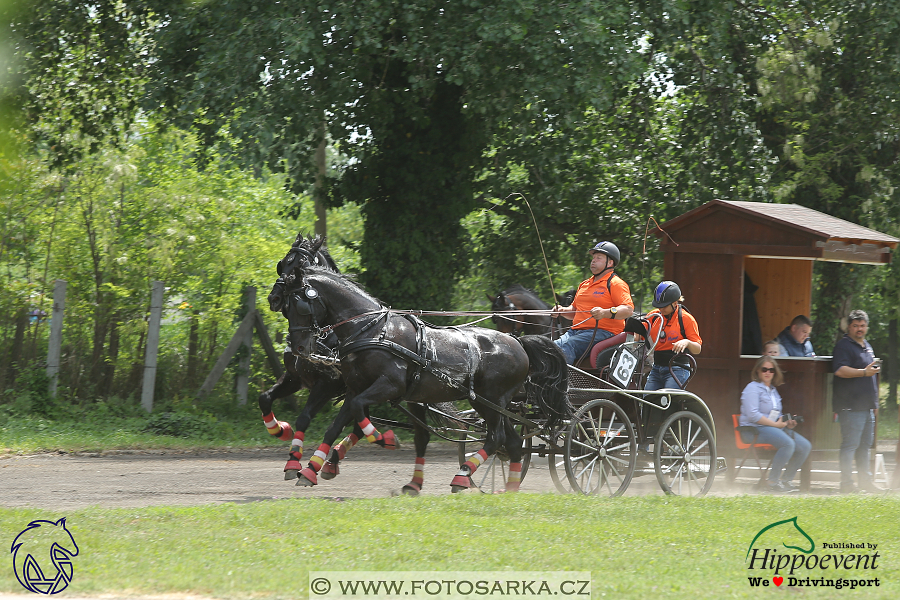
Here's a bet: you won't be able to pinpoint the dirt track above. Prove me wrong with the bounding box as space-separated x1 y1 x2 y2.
0 442 601 509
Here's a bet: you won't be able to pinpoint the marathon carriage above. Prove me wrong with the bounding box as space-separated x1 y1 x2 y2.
456 314 722 497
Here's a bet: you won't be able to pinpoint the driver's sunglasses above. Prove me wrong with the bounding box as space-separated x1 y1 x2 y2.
760 367 776 373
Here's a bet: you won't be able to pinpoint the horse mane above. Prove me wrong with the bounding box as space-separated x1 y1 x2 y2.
501 284 550 309
302 265 385 307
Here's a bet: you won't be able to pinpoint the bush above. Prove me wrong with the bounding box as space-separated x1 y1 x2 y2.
143 411 218 438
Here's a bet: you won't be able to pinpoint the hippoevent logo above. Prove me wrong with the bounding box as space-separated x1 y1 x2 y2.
10 518 79 594
745 516 881 590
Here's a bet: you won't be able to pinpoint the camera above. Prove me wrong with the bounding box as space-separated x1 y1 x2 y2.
782 413 804 424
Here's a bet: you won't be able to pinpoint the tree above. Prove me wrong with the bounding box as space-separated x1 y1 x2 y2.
143 0 650 308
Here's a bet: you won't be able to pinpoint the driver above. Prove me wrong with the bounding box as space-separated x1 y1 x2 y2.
552 241 634 364
644 280 702 390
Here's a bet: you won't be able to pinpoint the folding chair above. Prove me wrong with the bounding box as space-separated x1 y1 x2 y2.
729 414 774 483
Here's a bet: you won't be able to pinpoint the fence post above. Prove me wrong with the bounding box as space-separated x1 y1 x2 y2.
45 279 67 397
141 281 165 413
236 286 256 405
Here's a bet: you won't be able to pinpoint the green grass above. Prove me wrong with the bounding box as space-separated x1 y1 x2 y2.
2 495 898 600
0 394 347 455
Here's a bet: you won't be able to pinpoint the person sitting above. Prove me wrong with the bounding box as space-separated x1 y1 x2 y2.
644 281 701 390
775 315 816 357
739 356 812 493
552 241 634 365
763 340 781 357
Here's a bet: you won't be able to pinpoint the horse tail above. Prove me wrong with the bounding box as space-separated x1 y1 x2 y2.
518 335 571 431
430 401 465 428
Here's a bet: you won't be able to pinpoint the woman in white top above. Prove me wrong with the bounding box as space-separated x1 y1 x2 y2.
740 356 811 493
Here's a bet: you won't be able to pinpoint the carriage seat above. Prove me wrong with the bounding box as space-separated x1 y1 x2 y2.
589 333 627 369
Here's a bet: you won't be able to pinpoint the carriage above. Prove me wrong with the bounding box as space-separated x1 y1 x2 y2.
453 315 722 497
267 236 722 497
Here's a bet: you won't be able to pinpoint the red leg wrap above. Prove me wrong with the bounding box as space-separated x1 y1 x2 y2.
298 467 318 486
377 429 399 450
321 460 340 478
402 481 422 495
506 462 522 492
333 433 359 461
451 475 472 489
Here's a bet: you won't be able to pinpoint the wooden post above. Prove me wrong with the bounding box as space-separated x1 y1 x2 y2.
235 287 256 405
45 279 67 397
141 281 165 413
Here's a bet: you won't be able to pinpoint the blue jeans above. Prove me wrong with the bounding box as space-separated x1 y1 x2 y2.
744 426 812 483
554 328 614 365
644 365 691 391
839 409 875 486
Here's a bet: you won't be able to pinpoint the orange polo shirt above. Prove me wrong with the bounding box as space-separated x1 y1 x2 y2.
571 272 633 334
646 306 702 350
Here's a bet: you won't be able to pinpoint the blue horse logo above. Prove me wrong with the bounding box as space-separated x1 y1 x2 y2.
11 518 79 594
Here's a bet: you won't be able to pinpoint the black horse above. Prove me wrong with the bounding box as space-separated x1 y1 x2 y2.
263 235 454 486
261 234 356 480
279 265 570 493
487 285 553 336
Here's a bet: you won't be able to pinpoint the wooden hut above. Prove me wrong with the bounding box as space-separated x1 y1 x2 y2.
652 200 899 485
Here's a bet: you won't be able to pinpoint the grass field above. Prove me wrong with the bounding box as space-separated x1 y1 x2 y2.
1 494 898 600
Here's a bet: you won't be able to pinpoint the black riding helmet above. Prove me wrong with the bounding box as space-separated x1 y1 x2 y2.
652 280 682 308
589 241 620 265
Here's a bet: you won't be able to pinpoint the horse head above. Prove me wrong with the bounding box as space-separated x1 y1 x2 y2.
269 234 333 312
487 290 518 334
279 266 382 357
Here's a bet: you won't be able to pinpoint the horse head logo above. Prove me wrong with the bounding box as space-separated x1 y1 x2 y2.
11 518 79 594
746 516 815 560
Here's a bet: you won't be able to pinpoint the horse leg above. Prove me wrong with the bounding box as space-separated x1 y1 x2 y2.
297 375 403 487
321 406 365 481
259 354 304 444
401 404 430 496
283 376 340 480
502 417 525 493
451 399 507 493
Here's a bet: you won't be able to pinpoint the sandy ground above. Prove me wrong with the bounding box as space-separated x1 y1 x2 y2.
3 440 896 511
0 442 578 509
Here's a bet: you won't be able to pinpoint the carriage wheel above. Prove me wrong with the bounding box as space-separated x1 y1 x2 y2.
563 399 636 496
458 422 532 494
654 411 716 497
545 433 572 493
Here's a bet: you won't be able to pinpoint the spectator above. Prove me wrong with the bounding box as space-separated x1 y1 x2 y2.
552 242 634 364
644 281 701 390
763 340 781 357
776 315 815 357
740 356 811 493
832 309 883 494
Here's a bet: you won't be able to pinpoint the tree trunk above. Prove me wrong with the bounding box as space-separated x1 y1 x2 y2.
185 309 200 386
314 120 328 239
101 316 120 397
6 308 28 385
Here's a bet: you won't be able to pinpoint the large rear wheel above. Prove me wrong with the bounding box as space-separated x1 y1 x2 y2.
654 410 716 496
563 399 637 496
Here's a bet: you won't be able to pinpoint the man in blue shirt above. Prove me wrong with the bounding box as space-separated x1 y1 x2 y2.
832 310 882 493
776 315 815 357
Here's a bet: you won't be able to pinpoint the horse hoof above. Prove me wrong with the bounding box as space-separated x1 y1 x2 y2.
276 422 294 442
401 483 421 496
379 430 400 450
284 470 298 480
296 467 318 487
320 461 339 480
450 485 468 494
